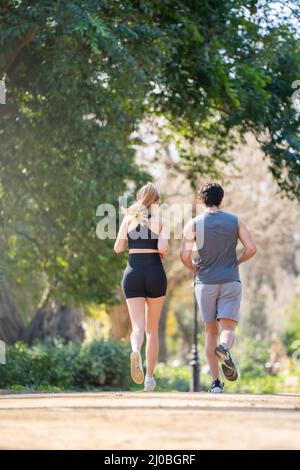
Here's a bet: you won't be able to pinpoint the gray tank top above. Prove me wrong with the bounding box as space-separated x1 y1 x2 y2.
193 211 240 284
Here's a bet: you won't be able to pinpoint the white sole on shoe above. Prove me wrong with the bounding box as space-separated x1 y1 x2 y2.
209 387 223 393
130 351 144 384
215 346 238 381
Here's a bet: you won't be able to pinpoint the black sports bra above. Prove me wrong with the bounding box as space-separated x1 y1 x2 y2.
127 215 159 250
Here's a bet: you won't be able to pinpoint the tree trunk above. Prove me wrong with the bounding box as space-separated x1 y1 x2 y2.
109 302 131 342
0 279 24 344
22 300 85 345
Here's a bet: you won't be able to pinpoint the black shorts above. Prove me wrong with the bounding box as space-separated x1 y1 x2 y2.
122 253 167 299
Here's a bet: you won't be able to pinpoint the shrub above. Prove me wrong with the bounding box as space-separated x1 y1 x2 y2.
237 336 270 378
1 340 297 394
282 298 300 356
155 363 191 392
0 339 131 391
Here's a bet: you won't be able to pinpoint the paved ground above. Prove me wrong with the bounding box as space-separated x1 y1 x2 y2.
0 392 299 449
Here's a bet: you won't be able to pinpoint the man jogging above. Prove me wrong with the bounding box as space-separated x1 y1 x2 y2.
180 183 257 393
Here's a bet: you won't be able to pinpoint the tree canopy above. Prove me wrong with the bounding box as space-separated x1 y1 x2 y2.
0 0 299 308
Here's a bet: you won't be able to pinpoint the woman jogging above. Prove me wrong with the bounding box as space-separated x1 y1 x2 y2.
114 183 169 391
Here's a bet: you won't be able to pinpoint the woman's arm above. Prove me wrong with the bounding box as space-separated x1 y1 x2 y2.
158 217 169 258
114 215 129 253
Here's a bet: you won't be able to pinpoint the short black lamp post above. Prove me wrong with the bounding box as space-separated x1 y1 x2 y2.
191 284 200 392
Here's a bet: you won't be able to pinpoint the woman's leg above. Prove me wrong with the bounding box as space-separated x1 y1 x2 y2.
145 296 165 377
126 297 146 352
126 297 146 385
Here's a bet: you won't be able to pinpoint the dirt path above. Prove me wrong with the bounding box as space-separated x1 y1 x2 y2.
0 392 299 449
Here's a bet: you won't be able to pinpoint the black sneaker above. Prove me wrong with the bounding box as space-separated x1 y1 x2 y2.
208 379 224 393
215 345 238 382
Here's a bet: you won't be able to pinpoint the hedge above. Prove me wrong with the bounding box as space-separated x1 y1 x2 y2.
0 340 132 391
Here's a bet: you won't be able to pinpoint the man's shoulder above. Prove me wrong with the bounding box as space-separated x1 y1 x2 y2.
191 214 206 230
192 213 206 223
220 210 239 221
192 211 239 226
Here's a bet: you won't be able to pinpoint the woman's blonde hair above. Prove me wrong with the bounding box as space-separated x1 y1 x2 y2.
125 183 160 225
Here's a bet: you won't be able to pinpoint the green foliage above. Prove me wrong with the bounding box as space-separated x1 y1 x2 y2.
1 341 299 394
0 339 132 390
1 0 300 312
282 297 300 356
154 362 300 394
147 1 300 193
148 362 299 394
237 336 270 378
225 374 285 394
154 363 190 392
0 0 153 305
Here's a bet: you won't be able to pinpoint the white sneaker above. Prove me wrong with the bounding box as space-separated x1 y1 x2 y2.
144 376 156 392
130 351 144 384
208 379 224 393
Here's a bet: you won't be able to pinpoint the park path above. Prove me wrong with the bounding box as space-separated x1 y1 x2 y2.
0 391 299 449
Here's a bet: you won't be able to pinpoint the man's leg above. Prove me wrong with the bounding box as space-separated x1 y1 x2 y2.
204 321 219 381
195 284 224 390
214 282 241 381
219 318 237 350
215 318 238 381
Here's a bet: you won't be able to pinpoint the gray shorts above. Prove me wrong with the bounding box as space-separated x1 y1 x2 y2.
195 281 242 323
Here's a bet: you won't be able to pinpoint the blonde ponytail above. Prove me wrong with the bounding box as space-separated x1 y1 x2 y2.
125 183 160 225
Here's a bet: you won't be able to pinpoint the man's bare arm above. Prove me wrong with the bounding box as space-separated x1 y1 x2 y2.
180 219 196 272
238 218 257 265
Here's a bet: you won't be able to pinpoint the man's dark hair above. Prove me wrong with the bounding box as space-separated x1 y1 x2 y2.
198 182 224 207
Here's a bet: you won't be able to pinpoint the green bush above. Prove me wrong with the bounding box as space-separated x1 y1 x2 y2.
1 340 298 394
282 298 300 356
0 340 131 391
237 336 270 378
225 375 284 394
155 363 191 392
155 364 300 395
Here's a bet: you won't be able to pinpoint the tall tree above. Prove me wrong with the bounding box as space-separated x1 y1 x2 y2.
0 0 155 310
146 1 300 194
0 0 299 326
